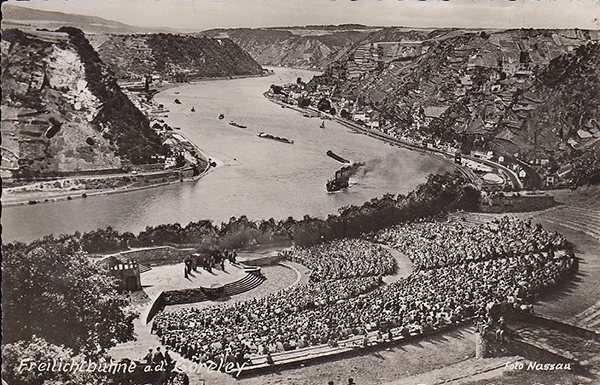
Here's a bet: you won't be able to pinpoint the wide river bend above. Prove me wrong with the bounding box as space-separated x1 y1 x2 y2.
2 68 452 243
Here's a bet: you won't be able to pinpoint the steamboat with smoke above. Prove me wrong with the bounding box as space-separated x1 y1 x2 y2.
326 162 364 192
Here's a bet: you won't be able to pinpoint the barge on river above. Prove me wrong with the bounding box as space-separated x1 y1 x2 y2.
229 121 247 129
327 150 350 164
257 132 294 144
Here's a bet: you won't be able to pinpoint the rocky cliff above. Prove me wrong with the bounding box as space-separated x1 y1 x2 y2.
203 26 377 69
91 33 265 80
1 28 166 180
309 28 600 182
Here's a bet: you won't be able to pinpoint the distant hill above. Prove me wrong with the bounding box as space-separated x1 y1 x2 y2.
92 33 266 80
1 3 187 34
202 26 380 69
1 28 166 179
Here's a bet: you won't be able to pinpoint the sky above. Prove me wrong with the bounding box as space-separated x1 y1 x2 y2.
7 0 600 31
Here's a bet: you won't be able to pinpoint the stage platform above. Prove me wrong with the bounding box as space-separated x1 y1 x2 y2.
140 260 248 300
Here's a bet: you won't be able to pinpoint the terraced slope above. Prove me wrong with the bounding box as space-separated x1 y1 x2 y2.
1 28 166 180
537 205 600 243
310 28 600 185
92 33 265 80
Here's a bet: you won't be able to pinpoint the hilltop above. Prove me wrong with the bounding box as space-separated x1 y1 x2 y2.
1 2 189 34
202 26 379 69
90 33 266 81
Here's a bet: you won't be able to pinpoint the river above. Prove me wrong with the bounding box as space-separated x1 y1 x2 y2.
1 67 453 243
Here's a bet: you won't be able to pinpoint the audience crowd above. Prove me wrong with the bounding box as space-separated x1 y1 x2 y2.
152 218 575 370
286 239 397 281
153 276 383 366
372 217 568 270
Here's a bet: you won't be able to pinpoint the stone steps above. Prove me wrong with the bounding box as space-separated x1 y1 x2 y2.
539 216 600 241
569 301 600 332
223 272 266 297
514 324 600 363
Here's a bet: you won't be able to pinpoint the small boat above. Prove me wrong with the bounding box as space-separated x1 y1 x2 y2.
174 98 181 104
191 106 195 112
218 114 225 120
320 121 326 129
229 121 247 129
257 132 294 144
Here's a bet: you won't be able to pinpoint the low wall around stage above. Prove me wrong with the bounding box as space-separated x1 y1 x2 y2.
146 292 166 324
162 287 213 304
242 254 285 266
145 269 265 323
479 194 557 213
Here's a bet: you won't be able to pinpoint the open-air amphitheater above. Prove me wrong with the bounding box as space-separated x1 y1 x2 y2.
108 189 600 385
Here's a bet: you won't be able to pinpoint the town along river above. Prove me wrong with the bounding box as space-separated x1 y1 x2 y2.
2 67 453 243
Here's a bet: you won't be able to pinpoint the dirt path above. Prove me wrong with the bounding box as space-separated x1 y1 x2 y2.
381 245 413 284
384 356 514 385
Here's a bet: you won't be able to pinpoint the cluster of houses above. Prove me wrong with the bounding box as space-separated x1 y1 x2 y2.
272 29 600 191
273 78 590 190
120 82 204 171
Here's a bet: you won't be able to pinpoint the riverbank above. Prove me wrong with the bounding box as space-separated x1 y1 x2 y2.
148 70 275 95
2 129 212 208
2 70 278 208
266 95 525 191
3 73 275 207
267 95 481 185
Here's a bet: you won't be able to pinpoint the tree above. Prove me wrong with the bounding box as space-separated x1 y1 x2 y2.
2 336 111 385
298 98 311 108
270 84 283 94
2 237 136 356
317 97 332 112
80 226 123 253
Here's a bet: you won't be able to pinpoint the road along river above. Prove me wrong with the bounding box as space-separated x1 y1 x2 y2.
2 67 453 243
